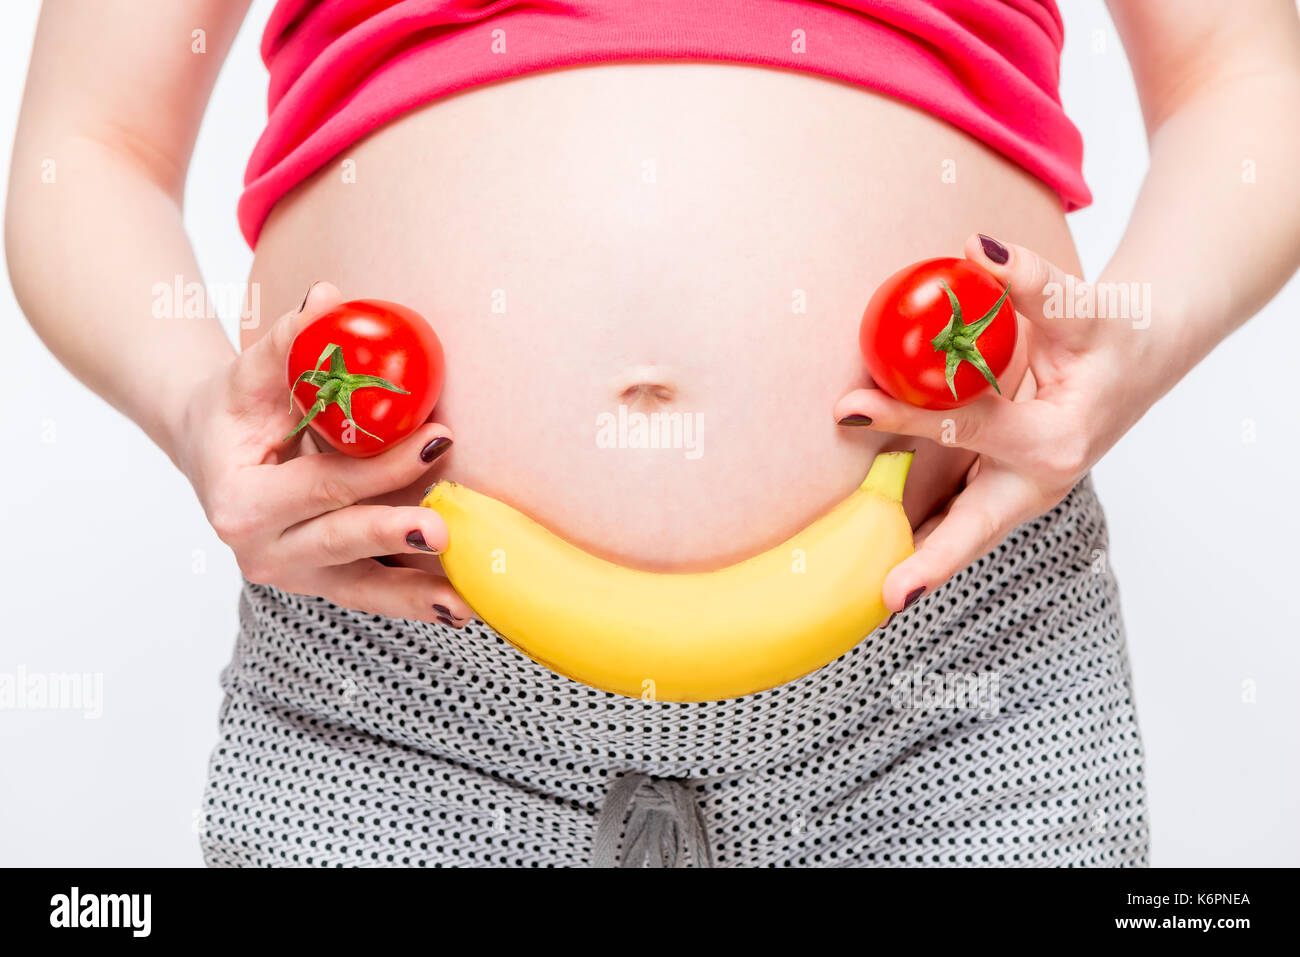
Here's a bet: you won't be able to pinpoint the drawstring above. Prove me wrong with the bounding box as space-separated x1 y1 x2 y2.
591 773 713 868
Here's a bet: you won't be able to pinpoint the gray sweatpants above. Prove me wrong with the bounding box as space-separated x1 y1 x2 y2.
200 475 1148 867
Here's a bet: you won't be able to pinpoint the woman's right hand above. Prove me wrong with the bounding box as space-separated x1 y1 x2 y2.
174 282 474 626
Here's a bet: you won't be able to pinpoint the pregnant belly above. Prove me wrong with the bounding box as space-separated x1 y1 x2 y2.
246 63 1081 571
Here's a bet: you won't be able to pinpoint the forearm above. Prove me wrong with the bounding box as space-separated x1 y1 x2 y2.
1098 70 1300 395
6 136 235 465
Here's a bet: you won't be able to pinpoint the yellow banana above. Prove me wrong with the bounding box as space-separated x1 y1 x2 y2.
420 451 914 702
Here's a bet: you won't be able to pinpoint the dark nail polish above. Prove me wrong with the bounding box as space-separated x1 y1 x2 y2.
406 530 436 552
420 436 452 463
978 234 1009 265
436 615 456 627
838 414 873 427
903 586 927 610
297 280 320 313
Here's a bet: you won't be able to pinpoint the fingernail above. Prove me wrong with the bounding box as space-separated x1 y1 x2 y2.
297 280 321 313
436 614 456 627
978 234 1009 265
406 530 436 552
434 604 467 624
420 436 452 463
838 414 873 427
903 586 927 610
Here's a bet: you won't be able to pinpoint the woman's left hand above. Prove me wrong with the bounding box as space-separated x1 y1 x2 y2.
836 232 1161 613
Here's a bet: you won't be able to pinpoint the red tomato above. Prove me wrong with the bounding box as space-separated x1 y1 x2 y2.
284 299 444 457
859 258 1016 410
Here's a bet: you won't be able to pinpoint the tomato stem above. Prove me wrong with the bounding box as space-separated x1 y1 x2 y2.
930 280 1011 401
283 343 409 443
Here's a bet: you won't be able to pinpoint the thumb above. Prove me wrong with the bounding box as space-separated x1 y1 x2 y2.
230 280 345 409
965 233 1089 344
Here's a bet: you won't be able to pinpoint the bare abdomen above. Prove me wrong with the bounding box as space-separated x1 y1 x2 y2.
246 63 1080 570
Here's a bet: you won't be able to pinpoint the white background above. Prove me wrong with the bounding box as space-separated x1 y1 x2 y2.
1 0 1296 867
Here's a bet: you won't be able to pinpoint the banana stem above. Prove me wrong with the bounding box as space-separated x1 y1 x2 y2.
859 451 914 502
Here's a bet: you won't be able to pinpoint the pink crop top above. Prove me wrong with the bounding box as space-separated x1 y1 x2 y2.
239 0 1090 248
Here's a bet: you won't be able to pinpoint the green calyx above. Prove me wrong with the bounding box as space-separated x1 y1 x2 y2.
930 279 1011 401
282 343 408 443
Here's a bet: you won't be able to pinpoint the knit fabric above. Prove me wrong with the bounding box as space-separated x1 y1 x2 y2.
200 474 1147 867
239 0 1091 247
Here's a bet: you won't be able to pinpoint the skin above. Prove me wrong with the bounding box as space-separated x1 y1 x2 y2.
7 1 1300 628
850 2 1300 609
243 61 1056 577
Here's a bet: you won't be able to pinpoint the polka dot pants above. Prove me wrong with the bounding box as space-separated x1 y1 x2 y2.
200 475 1148 867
